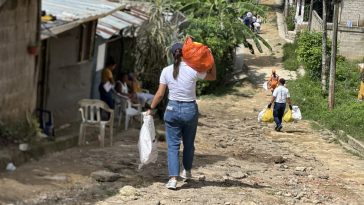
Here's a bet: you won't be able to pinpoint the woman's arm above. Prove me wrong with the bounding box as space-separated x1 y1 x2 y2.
204 64 217 81
149 84 167 111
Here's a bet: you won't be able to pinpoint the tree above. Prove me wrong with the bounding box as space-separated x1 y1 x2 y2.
321 0 328 93
284 0 289 18
175 0 271 54
307 0 314 30
328 0 340 110
134 0 177 91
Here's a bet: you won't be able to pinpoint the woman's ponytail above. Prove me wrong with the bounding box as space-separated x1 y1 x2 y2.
173 48 182 79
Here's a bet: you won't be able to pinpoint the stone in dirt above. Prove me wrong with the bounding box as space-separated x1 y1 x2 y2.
119 185 140 200
230 172 248 179
218 143 228 148
318 175 329 180
273 156 286 164
295 167 306 172
280 164 289 169
294 171 308 176
41 175 68 181
198 175 206 181
91 170 121 182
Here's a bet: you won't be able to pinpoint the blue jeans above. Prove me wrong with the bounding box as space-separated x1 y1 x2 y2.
164 100 199 177
273 103 286 127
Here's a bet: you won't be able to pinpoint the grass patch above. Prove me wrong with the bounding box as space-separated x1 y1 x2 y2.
282 42 299 71
288 59 364 141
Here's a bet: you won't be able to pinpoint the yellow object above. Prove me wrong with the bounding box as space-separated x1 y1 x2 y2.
192 42 203 46
262 108 274 123
358 82 364 100
132 80 142 93
41 15 53 22
283 109 294 122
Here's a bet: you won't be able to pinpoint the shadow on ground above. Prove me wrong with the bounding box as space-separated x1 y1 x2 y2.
179 179 269 190
0 128 230 204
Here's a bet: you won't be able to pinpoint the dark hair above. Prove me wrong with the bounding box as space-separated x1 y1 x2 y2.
173 48 182 79
105 56 116 68
279 78 286 85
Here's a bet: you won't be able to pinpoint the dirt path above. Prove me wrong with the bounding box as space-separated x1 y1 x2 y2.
1 1 364 205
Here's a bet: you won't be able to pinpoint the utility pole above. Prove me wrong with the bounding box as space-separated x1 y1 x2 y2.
328 0 340 110
321 0 328 93
307 0 314 31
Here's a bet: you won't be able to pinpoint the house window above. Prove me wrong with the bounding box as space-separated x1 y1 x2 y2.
79 21 96 62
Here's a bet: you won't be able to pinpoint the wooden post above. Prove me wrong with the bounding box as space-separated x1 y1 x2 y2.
321 0 328 93
307 0 314 31
328 0 340 110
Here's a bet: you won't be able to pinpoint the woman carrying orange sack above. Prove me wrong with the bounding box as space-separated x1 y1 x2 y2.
268 68 279 93
147 43 216 190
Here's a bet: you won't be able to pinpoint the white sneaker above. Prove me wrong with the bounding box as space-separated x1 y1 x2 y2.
181 169 192 180
165 178 177 190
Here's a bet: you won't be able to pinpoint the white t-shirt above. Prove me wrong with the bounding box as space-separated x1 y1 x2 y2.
116 81 128 94
160 62 207 101
273 85 290 103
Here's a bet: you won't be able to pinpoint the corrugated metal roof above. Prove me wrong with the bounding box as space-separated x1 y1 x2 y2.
41 0 124 39
96 10 147 39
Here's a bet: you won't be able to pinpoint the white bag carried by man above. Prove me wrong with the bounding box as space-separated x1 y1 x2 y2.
292 105 302 121
138 112 158 169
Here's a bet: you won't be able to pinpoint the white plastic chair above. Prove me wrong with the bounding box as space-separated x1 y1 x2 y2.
78 99 114 147
112 93 142 130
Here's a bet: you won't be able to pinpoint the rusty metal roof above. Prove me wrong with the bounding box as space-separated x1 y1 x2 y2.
96 9 147 39
41 0 124 39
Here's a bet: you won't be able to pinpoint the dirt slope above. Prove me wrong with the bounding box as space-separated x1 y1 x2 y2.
1 0 364 204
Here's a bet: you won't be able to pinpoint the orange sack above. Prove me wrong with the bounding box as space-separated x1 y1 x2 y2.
182 37 215 72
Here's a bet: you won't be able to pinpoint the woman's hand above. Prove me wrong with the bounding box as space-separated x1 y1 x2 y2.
146 109 156 116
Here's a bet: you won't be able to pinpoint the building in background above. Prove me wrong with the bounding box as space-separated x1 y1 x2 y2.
38 0 149 127
37 0 125 127
0 0 40 122
310 0 364 59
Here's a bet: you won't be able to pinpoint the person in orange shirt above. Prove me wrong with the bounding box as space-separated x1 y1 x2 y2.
99 57 116 109
268 69 279 93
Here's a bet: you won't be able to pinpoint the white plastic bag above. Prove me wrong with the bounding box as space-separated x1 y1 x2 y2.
258 108 267 122
138 113 158 169
263 82 268 91
103 81 113 92
292 106 302 121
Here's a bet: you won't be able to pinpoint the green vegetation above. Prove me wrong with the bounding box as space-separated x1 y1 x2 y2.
176 0 271 94
285 6 295 31
134 0 271 94
0 114 40 145
296 31 331 79
286 32 363 140
282 42 300 71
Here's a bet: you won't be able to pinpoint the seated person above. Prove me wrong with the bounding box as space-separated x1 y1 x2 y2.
115 73 139 104
129 73 154 107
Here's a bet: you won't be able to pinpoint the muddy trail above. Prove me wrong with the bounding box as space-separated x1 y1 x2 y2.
2 0 364 204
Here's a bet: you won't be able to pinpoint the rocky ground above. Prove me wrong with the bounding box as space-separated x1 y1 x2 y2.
1 0 364 204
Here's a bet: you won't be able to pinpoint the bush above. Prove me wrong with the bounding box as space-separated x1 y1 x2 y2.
285 6 296 31
282 42 300 71
0 114 40 145
185 17 238 94
296 31 331 80
289 59 364 140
